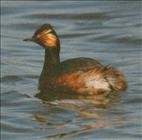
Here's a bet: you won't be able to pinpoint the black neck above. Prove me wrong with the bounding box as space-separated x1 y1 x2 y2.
43 47 60 71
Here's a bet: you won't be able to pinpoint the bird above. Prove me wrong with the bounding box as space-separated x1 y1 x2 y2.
24 24 127 95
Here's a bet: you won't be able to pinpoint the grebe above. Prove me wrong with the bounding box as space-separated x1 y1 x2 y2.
24 24 127 95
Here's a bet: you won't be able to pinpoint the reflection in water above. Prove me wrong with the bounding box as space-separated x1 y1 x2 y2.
32 115 48 125
36 89 121 106
45 122 110 139
33 90 125 139
2 1 141 139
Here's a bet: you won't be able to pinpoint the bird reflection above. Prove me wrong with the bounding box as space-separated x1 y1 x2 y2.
35 89 121 107
33 90 124 139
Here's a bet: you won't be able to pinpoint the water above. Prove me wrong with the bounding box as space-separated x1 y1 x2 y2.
1 1 142 140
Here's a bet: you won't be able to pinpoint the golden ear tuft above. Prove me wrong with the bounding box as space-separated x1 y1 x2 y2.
42 34 58 48
33 24 58 48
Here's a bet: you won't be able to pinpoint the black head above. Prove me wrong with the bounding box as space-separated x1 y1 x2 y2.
24 24 60 49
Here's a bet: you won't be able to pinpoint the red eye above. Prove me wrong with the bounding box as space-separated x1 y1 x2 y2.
33 34 40 39
36 34 41 38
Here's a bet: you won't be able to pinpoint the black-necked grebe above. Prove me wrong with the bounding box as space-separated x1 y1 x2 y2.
24 24 127 95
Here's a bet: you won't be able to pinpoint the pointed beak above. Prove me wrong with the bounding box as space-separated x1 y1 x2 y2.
23 37 35 42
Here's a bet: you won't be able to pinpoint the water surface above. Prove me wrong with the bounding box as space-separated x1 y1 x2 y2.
1 1 142 140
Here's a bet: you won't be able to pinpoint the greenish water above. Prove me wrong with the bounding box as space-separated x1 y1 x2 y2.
1 1 142 140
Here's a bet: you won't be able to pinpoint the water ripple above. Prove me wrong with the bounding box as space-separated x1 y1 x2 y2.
2 1 142 140
21 12 111 20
